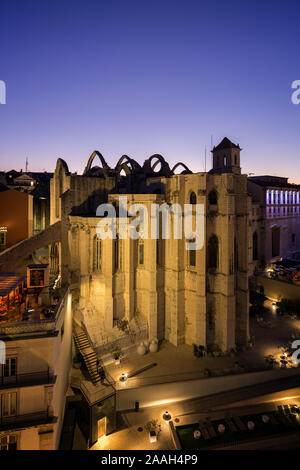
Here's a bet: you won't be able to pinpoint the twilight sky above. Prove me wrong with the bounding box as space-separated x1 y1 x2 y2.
0 0 300 181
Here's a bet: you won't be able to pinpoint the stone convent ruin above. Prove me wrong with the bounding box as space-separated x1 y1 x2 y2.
50 138 251 354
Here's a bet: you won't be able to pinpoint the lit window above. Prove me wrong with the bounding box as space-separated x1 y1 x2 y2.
0 232 6 246
0 228 7 246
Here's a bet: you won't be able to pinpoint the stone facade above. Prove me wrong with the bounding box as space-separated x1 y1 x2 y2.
50 138 251 352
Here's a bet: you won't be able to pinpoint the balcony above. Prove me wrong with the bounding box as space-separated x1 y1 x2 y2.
0 285 69 338
0 410 56 431
0 369 55 389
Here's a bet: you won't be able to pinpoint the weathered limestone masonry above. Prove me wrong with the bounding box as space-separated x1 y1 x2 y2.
48 139 250 352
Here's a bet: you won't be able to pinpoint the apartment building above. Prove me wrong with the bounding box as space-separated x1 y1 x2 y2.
0 285 72 450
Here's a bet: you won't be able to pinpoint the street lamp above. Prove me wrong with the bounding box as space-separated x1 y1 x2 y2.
163 411 171 421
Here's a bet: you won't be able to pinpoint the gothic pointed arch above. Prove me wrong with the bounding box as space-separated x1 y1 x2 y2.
55 158 69 176
118 162 132 176
115 155 141 173
171 162 192 174
142 154 172 177
208 189 218 205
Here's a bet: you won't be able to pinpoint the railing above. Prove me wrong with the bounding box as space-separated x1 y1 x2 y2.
0 369 55 389
0 410 51 431
0 285 69 337
70 375 115 406
80 320 115 386
0 319 56 337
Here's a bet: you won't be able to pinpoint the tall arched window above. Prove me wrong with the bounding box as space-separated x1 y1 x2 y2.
207 235 218 270
189 247 196 267
252 231 258 261
93 236 102 272
189 192 197 205
208 190 218 205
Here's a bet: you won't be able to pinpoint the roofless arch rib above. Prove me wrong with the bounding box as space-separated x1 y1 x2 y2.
172 162 192 174
142 154 173 177
115 155 142 176
83 151 110 176
82 151 194 179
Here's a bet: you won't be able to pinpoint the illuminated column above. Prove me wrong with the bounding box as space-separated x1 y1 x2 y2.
123 221 135 322
104 235 114 330
148 236 159 340
79 224 90 305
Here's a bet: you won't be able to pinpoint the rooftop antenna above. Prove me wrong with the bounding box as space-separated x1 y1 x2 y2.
204 145 207 173
211 134 213 169
25 157 28 173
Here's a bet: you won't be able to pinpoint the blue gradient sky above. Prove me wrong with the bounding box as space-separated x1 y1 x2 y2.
1 0 299 181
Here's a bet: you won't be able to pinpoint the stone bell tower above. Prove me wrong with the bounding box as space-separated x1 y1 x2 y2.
211 137 241 174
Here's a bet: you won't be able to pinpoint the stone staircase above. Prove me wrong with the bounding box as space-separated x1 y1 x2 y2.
73 326 101 386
